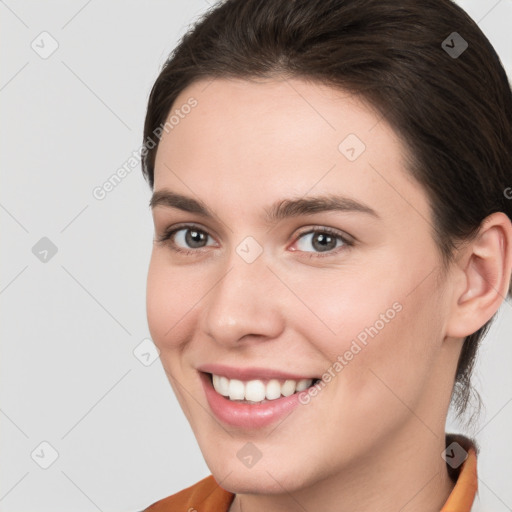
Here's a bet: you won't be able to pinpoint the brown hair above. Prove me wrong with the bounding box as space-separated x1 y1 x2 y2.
141 0 512 422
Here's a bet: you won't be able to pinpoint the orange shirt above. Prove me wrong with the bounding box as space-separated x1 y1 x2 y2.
144 434 479 512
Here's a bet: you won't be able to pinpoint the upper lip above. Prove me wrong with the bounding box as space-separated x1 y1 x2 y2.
197 363 318 381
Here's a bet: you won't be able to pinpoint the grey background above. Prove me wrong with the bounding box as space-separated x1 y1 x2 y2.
1 1 511 510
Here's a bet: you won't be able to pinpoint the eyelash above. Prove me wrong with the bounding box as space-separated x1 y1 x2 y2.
155 223 354 258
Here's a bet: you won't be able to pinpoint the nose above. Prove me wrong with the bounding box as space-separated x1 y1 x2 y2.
200 249 285 348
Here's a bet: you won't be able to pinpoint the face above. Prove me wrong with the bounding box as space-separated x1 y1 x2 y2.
147 77 455 493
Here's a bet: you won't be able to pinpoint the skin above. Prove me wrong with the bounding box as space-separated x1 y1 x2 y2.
146 77 512 512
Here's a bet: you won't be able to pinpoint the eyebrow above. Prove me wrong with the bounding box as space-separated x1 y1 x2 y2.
149 189 380 222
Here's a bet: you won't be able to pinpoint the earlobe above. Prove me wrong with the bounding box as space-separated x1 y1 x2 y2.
446 212 512 339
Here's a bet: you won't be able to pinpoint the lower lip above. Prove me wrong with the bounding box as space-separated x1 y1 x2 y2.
199 372 305 429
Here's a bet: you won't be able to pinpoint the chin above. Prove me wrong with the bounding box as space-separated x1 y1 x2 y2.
204 452 316 495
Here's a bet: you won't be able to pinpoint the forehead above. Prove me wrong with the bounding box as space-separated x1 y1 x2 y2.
153 77 427 224
159 76 388 157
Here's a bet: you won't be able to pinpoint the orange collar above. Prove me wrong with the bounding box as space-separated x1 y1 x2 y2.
441 445 478 511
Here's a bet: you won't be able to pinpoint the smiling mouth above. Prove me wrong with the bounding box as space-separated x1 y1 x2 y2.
205 372 321 404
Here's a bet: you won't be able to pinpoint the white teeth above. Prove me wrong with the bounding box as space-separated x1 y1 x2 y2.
296 379 311 392
211 374 314 402
218 375 230 396
245 380 266 402
228 379 245 400
265 379 282 400
281 379 297 397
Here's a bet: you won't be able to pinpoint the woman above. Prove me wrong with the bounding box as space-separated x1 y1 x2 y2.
140 0 512 510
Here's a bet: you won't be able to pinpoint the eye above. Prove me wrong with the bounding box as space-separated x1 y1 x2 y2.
291 226 353 257
156 223 354 258
155 224 216 255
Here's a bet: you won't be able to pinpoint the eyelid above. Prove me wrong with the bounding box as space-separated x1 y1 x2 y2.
154 222 217 250
293 225 355 244
289 225 354 257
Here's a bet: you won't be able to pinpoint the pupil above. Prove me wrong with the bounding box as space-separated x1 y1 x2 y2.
314 233 335 252
186 229 206 248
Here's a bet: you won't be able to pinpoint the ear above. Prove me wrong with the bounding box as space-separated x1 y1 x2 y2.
445 212 512 339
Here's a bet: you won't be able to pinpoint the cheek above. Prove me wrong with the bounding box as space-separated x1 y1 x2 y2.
146 253 195 352
288 264 402 356
296 260 442 404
